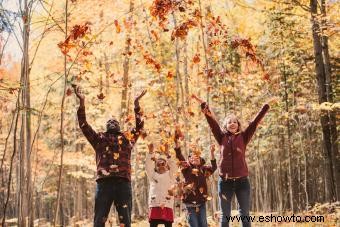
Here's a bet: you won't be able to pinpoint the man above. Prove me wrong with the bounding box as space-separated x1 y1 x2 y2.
73 85 146 227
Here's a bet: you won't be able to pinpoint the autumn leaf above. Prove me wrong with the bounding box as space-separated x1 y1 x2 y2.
140 131 148 139
143 53 161 72
114 20 121 33
124 131 134 141
110 164 118 169
113 153 119 160
150 0 176 27
97 92 105 100
66 88 72 96
263 73 270 81
124 115 134 123
178 6 185 12
57 38 75 55
171 19 198 41
167 71 173 79
192 54 200 63
192 168 199 176
82 50 92 56
57 22 91 55
168 189 174 196
151 30 159 41
187 107 195 117
70 23 91 40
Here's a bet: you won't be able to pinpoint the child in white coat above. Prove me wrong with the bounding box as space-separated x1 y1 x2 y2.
146 143 177 227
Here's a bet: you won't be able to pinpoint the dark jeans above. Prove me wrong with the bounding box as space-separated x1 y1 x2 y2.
150 219 172 227
218 177 251 227
94 177 132 227
185 203 208 227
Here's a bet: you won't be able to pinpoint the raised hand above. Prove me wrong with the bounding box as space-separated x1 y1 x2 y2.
134 90 147 106
72 84 85 100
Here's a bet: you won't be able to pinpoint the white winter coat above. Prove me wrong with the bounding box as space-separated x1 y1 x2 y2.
145 152 177 209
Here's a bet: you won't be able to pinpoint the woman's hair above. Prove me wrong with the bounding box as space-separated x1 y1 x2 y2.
222 114 242 132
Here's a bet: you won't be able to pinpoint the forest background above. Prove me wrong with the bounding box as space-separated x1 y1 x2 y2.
0 0 339 226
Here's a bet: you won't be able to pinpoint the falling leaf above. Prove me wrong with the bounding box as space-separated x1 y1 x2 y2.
97 92 105 100
150 0 176 27
192 168 199 176
124 115 134 123
101 169 110 176
113 153 119 160
143 53 161 72
171 19 198 41
66 88 72 96
178 6 185 12
124 131 134 141
168 189 174 196
192 54 200 63
141 131 148 139
263 73 270 81
110 164 118 169
151 30 159 41
114 20 121 33
167 71 173 79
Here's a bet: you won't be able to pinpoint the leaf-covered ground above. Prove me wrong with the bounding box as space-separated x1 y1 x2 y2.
6 202 335 226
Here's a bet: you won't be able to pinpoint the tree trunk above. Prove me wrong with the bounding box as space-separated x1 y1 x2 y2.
320 0 339 201
310 0 337 202
54 0 69 225
120 0 134 125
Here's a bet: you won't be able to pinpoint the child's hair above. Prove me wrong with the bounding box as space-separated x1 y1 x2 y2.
188 150 206 165
222 114 242 132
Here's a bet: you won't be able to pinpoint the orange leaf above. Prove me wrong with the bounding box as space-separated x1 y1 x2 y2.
114 20 121 33
97 93 105 100
151 30 159 41
167 71 173 79
66 88 72 96
192 54 200 63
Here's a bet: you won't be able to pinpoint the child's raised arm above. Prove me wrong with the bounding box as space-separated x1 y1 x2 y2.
145 143 155 179
192 94 224 145
202 144 217 174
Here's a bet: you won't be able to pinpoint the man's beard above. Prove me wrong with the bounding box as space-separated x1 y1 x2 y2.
106 119 121 134
107 126 120 134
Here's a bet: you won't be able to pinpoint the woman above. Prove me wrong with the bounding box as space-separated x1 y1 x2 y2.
193 95 269 227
